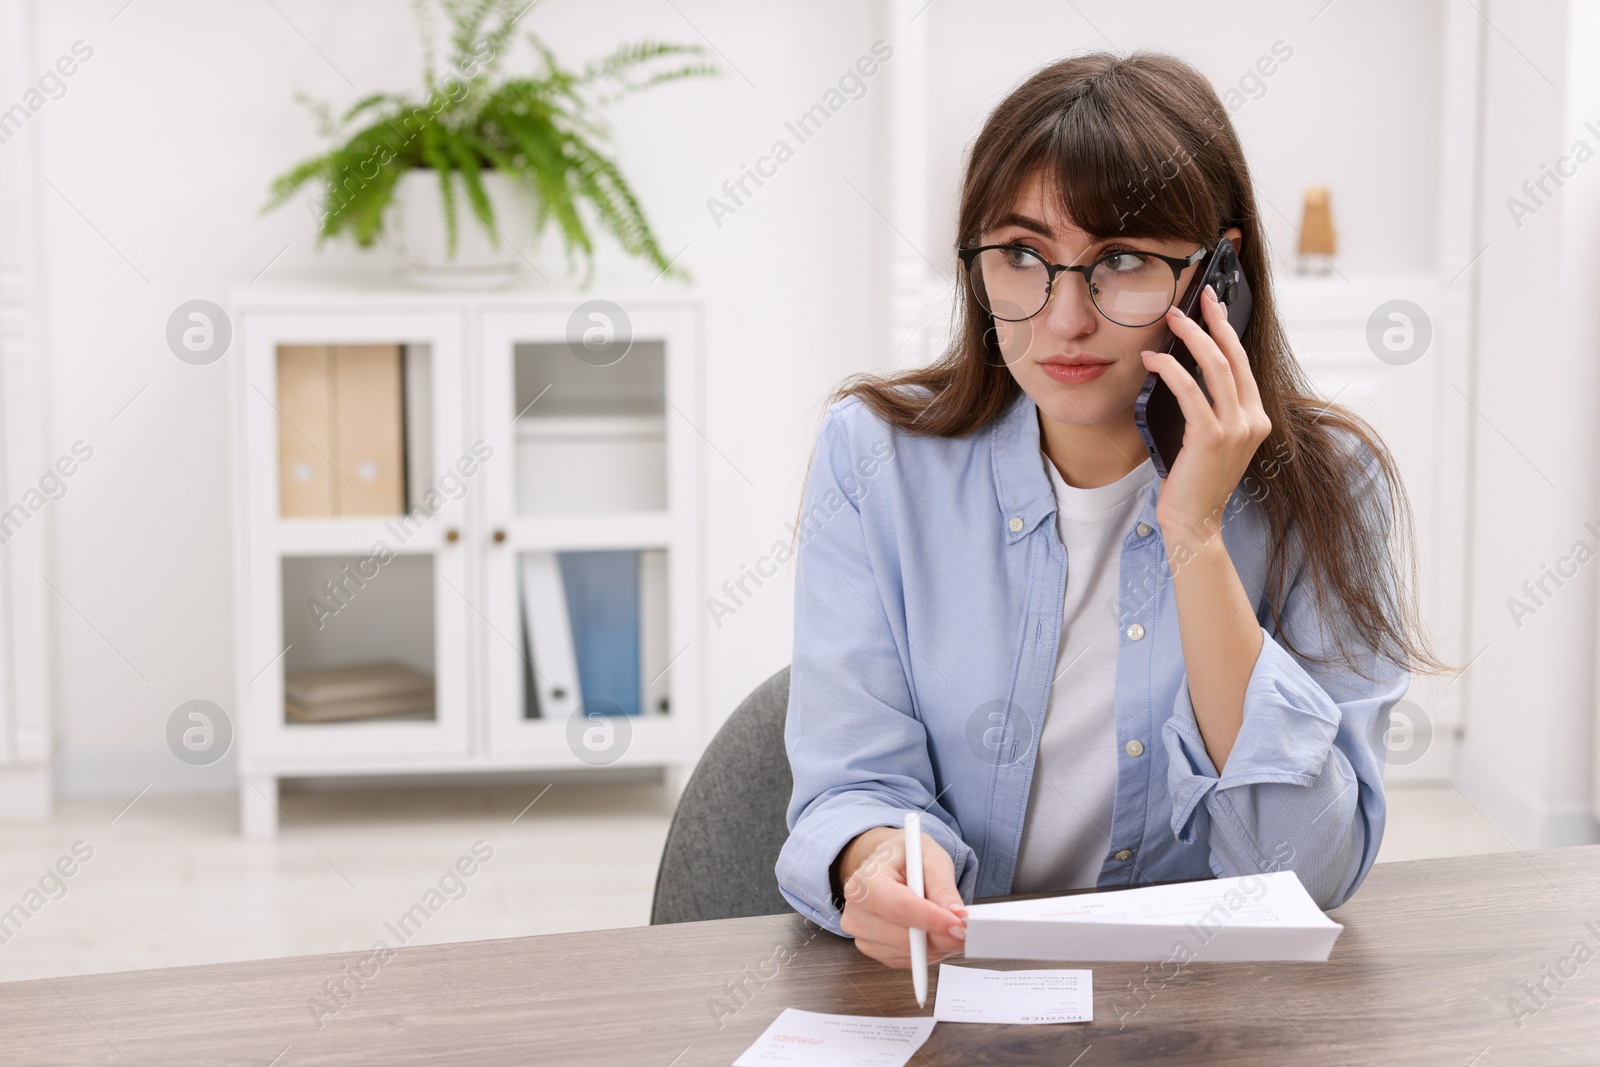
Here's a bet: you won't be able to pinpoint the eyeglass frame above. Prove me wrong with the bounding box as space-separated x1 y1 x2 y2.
956 228 1224 327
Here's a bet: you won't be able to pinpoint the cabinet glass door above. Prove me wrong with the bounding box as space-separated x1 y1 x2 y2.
238 311 470 762
477 305 700 766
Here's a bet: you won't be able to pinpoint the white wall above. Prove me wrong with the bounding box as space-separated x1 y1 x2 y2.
12 0 1590 841
922 2 1443 279
1454 0 1600 846
24 0 888 790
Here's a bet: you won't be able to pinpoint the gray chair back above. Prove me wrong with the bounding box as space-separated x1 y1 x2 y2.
650 665 793 924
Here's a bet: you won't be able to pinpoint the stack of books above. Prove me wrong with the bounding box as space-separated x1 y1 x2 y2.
284 661 435 723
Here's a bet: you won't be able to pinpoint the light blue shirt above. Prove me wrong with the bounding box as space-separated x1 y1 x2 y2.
776 386 1408 938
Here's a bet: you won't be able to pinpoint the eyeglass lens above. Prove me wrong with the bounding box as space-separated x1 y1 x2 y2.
969 246 1178 327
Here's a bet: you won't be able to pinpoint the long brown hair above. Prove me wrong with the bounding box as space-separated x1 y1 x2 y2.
815 50 1456 682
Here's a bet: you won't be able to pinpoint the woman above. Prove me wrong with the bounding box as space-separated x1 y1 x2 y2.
774 50 1455 971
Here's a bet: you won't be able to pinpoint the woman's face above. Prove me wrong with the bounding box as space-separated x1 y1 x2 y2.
977 169 1232 432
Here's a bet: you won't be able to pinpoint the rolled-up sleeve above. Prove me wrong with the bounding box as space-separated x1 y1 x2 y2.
775 402 978 938
1160 448 1410 909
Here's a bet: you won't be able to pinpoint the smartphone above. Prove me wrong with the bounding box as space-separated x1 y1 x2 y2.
1134 235 1254 477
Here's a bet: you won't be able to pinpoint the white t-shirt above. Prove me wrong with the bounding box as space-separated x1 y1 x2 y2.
1010 450 1157 894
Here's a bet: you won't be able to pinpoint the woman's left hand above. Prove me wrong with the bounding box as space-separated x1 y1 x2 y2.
1139 282 1272 547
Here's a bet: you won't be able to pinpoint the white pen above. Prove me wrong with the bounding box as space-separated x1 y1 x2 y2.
904 810 928 1009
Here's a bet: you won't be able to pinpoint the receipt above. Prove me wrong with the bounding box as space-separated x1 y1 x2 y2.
932 964 1093 1024
732 1009 937 1067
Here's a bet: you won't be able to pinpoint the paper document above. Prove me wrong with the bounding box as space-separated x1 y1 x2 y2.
962 870 1342 962
932 964 1092 1024
732 1009 936 1067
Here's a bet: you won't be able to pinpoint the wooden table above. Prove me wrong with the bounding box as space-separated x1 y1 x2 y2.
4 846 1598 1065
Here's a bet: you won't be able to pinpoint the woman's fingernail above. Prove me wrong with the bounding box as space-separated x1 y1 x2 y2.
1205 283 1217 301
948 924 967 940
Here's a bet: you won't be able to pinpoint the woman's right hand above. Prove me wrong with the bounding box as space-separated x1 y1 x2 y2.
835 826 969 969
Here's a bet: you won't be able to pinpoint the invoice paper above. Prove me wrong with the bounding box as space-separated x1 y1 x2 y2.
962 870 1342 962
932 964 1093 1024
732 1009 936 1067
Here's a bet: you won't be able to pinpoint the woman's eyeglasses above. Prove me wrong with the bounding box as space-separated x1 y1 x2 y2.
956 238 1212 328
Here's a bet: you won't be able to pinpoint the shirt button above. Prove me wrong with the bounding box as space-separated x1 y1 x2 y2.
1008 516 1024 533
1136 522 1152 537
1125 739 1145 757
1114 849 1134 861
1125 623 1145 641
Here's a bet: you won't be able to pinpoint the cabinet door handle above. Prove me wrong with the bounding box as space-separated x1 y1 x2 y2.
492 529 507 544
445 528 460 543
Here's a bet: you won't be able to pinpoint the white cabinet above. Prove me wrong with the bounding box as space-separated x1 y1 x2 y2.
229 283 704 836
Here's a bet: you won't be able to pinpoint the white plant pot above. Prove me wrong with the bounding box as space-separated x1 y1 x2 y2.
391 168 543 290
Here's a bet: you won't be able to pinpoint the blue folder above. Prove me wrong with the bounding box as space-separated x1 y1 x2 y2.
557 550 641 716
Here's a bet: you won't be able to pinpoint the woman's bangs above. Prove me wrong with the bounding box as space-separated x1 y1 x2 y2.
1038 101 1217 246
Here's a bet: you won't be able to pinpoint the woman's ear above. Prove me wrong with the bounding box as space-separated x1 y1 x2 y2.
1225 226 1244 255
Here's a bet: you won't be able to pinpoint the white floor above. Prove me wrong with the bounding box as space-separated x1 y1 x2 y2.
0 778 1517 984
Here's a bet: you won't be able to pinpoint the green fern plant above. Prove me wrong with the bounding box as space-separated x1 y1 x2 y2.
263 0 717 283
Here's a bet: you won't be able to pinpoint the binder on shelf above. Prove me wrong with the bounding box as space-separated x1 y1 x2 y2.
275 344 406 518
519 551 582 720
559 550 642 717
277 345 335 517
520 550 667 720
402 344 432 512
334 344 406 516
284 660 435 723
640 549 670 715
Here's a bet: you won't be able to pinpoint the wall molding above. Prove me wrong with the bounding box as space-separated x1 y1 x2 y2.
55 745 236 798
